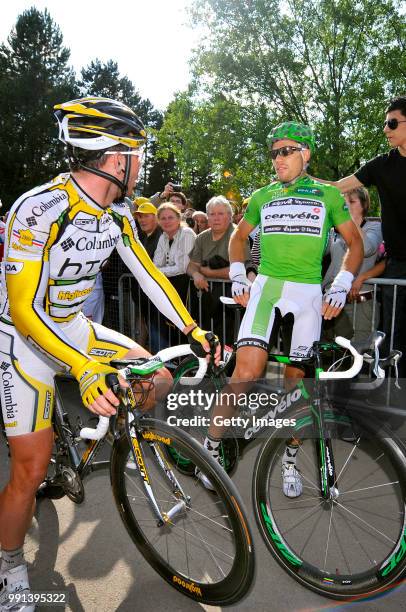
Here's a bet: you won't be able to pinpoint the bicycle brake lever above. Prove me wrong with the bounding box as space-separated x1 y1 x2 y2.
106 373 122 440
372 337 385 379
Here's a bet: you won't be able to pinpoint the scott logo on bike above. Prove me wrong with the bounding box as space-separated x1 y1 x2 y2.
132 438 150 483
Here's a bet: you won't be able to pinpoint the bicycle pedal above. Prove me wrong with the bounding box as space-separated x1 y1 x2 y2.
36 481 65 500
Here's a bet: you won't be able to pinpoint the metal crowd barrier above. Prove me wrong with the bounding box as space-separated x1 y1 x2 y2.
115 274 233 352
109 273 404 364
346 277 406 351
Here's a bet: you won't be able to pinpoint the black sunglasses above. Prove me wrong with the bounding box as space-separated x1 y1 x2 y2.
270 145 303 159
383 118 406 130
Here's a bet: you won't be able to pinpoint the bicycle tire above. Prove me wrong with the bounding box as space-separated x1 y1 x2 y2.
253 409 406 599
110 417 255 606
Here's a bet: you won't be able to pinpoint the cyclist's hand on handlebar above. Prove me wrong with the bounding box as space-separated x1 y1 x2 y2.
75 361 127 416
187 326 221 365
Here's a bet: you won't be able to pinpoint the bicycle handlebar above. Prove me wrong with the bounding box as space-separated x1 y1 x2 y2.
79 345 208 440
319 336 364 379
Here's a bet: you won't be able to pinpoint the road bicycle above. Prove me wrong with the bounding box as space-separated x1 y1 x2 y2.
170 306 406 600
1 342 255 607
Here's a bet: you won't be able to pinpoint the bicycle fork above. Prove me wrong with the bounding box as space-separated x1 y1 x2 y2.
127 424 191 528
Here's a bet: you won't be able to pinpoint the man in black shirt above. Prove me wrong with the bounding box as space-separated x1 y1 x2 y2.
327 96 406 374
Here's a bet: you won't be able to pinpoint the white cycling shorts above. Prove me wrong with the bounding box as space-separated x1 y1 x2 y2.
0 313 136 437
237 274 322 359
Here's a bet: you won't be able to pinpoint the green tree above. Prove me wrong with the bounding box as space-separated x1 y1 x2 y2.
156 90 274 208
0 7 77 207
189 0 405 182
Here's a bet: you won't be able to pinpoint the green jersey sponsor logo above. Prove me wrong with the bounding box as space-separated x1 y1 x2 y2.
295 187 324 196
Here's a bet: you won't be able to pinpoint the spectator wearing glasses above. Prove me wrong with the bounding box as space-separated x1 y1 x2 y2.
192 210 209 234
316 95 406 375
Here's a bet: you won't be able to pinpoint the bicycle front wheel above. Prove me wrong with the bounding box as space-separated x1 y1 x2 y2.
253 414 406 599
110 418 254 606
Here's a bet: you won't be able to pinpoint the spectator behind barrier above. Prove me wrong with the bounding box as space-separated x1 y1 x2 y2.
322 187 382 341
152 203 196 350
192 210 208 234
150 182 187 212
187 196 254 343
135 201 162 258
154 203 196 289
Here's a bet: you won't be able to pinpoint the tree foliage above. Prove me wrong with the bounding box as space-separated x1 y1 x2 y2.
153 0 406 205
156 90 274 206
0 7 77 205
0 10 165 208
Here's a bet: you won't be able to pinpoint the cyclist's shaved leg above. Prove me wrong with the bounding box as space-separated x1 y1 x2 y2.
0 428 53 550
208 346 268 440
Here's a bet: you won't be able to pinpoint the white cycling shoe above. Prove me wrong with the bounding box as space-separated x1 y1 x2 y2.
282 463 303 498
0 564 35 612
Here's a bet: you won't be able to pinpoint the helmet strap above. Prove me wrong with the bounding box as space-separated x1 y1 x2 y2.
76 159 129 201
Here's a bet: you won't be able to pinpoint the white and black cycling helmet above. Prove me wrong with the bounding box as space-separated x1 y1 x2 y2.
54 97 147 198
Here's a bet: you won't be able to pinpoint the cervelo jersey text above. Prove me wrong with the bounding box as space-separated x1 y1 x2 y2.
244 175 350 284
261 198 326 237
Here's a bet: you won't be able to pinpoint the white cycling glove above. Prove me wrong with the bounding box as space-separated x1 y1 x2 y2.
323 270 354 310
229 262 252 298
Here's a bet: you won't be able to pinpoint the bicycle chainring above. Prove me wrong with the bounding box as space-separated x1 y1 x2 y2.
60 465 85 504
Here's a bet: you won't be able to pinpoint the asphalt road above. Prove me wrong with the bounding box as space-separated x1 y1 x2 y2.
1 421 406 612
2 374 406 612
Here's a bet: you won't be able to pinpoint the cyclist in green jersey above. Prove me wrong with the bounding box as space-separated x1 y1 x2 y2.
199 122 363 496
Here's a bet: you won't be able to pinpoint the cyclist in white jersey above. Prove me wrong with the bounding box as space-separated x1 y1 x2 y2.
199 122 363 495
0 97 219 610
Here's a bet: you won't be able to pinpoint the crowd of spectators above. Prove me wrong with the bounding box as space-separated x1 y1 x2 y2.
0 179 392 357
82 178 390 355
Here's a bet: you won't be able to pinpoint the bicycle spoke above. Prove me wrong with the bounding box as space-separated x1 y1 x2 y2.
280 500 324 536
340 481 400 495
335 504 376 567
323 500 334 571
334 500 397 544
168 522 235 561
188 515 228 578
334 439 360 485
